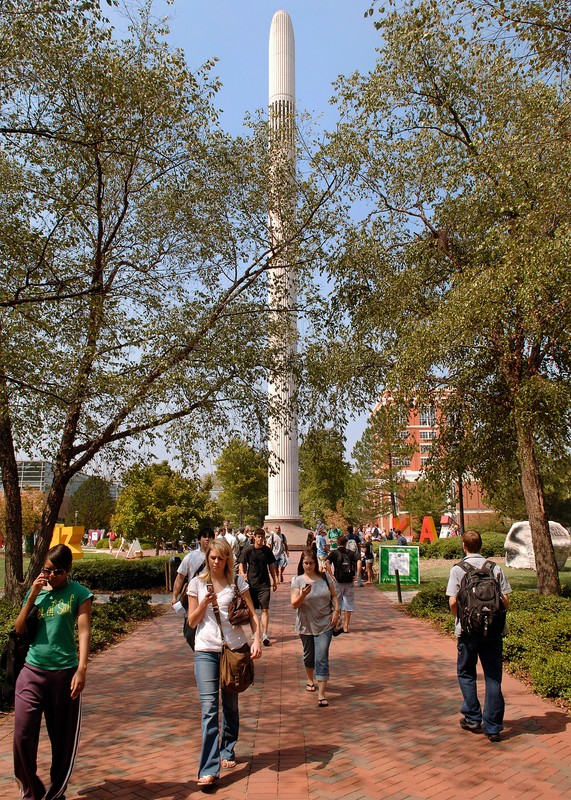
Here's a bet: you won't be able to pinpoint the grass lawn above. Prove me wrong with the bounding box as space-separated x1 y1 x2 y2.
376 556 571 594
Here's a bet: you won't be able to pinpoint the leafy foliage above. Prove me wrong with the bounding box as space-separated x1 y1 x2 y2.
352 397 416 520
214 438 267 527
65 476 115 530
111 462 219 550
324 0 571 593
70 556 169 591
299 428 353 527
0 1 340 601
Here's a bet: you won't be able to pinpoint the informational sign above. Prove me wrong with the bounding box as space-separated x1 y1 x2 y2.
379 546 420 585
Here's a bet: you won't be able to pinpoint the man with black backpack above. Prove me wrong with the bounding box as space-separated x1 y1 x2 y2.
327 535 358 633
446 530 511 742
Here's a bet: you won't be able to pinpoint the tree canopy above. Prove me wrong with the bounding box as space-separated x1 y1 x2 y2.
65 476 115 531
324 0 571 593
214 438 268 527
111 461 219 550
299 428 353 528
0 1 339 600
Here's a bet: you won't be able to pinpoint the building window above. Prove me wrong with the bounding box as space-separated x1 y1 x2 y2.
393 457 411 467
419 430 437 440
419 406 436 427
420 444 432 453
420 456 430 466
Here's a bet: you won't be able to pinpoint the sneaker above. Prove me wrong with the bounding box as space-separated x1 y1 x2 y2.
486 732 501 742
262 635 271 646
460 717 482 731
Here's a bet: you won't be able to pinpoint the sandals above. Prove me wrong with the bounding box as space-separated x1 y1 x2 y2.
318 698 329 707
221 759 237 768
197 774 218 788
306 683 317 692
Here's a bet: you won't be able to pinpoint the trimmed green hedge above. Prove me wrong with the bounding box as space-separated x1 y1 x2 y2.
408 587 571 701
414 533 506 559
70 556 170 590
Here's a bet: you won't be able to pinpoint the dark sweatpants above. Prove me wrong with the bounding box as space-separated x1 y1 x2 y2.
14 663 82 800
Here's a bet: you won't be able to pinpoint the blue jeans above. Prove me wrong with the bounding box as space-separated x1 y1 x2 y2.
194 652 240 778
299 629 333 681
457 634 504 735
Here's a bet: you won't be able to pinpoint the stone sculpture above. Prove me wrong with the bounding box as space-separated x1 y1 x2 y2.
504 521 571 570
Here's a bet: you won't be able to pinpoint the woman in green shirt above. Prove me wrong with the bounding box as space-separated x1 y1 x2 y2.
13 543 93 800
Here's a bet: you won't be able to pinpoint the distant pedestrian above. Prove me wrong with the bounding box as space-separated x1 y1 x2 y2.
315 526 329 570
327 535 358 633
267 524 289 583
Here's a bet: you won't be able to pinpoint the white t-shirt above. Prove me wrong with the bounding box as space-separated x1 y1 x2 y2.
176 549 206 580
188 575 250 652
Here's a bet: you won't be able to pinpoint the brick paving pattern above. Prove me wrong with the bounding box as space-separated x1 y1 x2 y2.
1 562 570 800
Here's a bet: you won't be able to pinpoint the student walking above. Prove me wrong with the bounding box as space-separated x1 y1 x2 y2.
291 548 340 707
187 538 261 787
13 544 93 800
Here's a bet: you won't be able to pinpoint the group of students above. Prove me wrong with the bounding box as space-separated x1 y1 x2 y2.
183 532 340 787
312 524 376 585
11 523 511 797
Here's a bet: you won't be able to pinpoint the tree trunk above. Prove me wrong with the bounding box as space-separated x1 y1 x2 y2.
514 409 560 595
0 410 24 605
457 470 465 535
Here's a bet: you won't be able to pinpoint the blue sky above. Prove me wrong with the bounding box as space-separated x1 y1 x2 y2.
151 1 380 133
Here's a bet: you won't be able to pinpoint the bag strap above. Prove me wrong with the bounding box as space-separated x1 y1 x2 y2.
211 594 227 645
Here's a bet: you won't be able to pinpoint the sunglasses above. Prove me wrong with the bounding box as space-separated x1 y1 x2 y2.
42 567 65 576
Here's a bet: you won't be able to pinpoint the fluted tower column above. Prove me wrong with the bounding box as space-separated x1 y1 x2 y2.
265 10 305 544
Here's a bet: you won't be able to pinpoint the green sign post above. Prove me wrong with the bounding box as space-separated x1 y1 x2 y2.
379 546 420 585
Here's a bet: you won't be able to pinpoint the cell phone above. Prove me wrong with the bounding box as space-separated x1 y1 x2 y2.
206 583 214 594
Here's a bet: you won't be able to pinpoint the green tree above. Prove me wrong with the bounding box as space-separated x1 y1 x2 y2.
111 461 219 553
0 490 44 541
399 478 449 535
325 0 571 593
0 2 338 601
65 476 115 531
214 438 268 527
299 428 352 527
352 398 416 521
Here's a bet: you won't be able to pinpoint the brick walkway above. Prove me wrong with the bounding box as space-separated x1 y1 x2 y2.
1 563 570 800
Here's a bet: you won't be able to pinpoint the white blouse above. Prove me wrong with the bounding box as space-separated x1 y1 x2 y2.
188 575 250 652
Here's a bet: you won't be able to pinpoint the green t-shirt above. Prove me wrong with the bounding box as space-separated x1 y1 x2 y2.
25 579 93 670
328 529 341 551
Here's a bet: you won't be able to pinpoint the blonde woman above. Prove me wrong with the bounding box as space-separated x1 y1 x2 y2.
187 538 261 787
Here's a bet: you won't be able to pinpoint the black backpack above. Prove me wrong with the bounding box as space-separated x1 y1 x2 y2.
456 560 506 638
334 550 355 584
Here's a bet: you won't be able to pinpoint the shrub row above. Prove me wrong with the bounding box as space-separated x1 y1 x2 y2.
408 587 571 701
89 594 157 653
380 533 506 559
70 556 170 590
